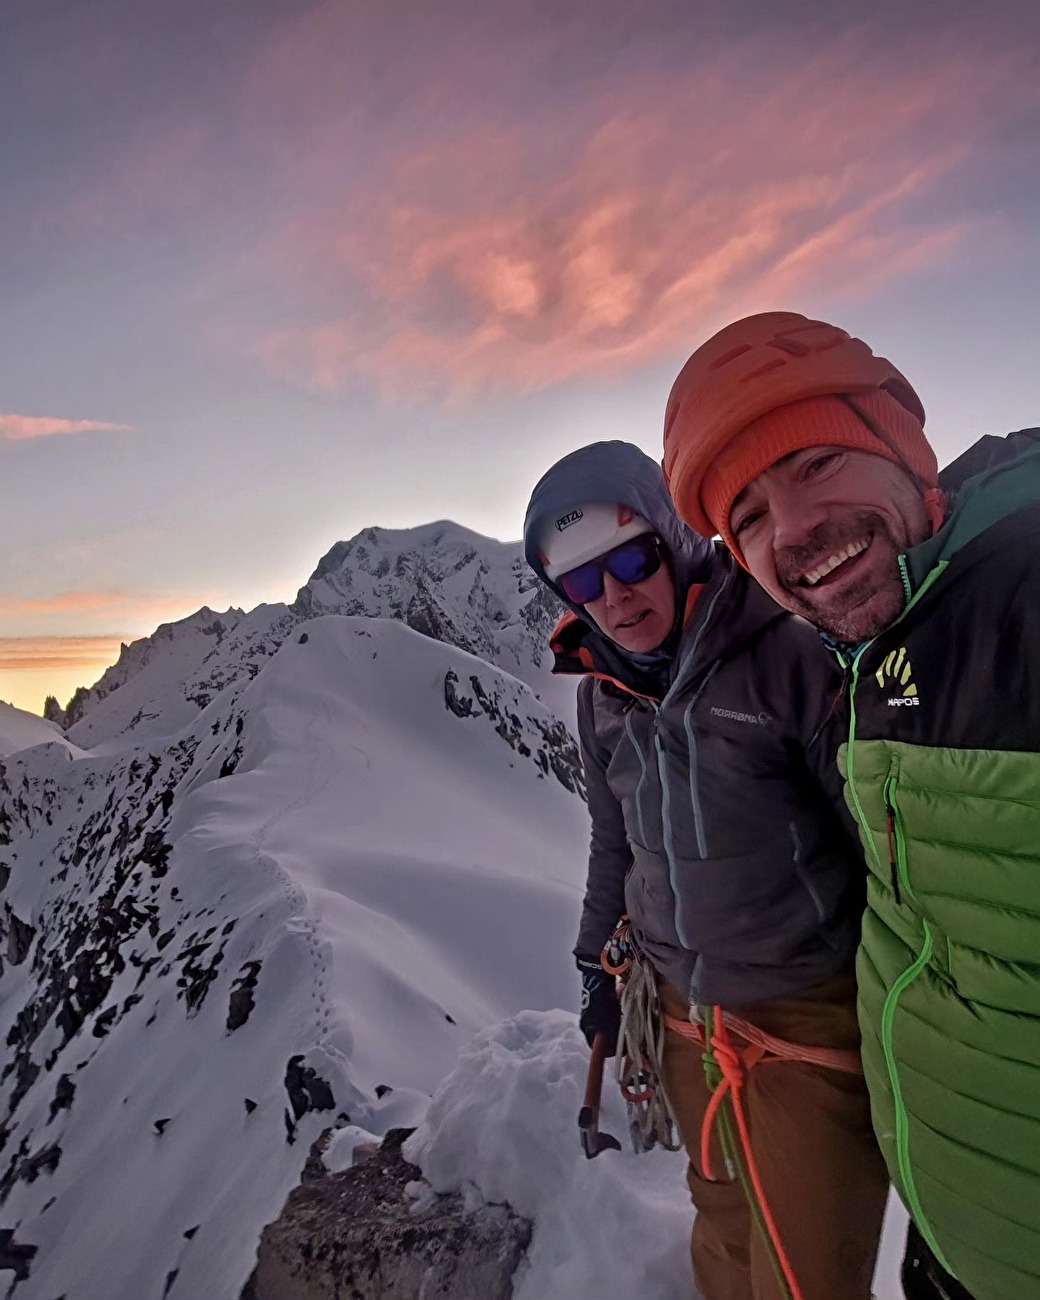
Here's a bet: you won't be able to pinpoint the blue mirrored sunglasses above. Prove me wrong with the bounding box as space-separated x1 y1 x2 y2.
559 533 665 605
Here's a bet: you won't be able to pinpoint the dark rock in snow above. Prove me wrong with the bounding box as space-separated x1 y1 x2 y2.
4 907 35 967
226 960 263 1033
0 1228 37 1280
284 1055 335 1122
441 669 584 798
443 670 477 718
241 1128 530 1300
18 1143 61 1183
47 1074 75 1123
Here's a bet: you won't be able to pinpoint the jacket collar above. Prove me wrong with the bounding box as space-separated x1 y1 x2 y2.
549 549 786 702
904 436 1040 593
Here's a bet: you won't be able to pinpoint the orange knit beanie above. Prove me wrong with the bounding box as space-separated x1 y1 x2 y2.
702 390 939 557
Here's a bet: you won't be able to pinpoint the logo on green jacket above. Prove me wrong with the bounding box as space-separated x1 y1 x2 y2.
875 647 919 706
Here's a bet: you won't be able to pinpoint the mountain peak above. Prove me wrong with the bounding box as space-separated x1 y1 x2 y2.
59 523 566 750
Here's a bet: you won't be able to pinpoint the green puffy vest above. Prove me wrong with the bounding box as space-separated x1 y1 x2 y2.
838 443 1040 1300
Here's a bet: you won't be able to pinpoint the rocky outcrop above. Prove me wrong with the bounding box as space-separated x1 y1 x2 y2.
242 1128 531 1300
443 670 584 798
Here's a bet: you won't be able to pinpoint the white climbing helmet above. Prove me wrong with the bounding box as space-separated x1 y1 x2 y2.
538 502 654 582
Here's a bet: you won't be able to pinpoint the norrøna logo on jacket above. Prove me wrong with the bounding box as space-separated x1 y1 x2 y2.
874 646 919 706
709 705 773 725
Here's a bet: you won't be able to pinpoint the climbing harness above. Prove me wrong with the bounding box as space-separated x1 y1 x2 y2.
602 917 866 1300
664 1002 864 1300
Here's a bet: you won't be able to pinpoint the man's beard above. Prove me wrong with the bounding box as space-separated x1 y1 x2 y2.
773 512 907 642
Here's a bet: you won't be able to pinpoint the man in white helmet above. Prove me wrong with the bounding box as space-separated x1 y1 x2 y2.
523 440 889 1300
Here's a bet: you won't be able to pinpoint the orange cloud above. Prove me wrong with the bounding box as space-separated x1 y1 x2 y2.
0 415 132 442
0 591 144 618
236 29 1038 400
0 636 128 672
0 637 131 715
0 588 228 641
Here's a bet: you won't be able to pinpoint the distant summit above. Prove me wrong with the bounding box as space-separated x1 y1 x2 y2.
61 522 565 750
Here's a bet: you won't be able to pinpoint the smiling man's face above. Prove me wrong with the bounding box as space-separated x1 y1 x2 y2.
730 446 931 642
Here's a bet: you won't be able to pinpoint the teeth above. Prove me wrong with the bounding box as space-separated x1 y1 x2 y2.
803 539 868 587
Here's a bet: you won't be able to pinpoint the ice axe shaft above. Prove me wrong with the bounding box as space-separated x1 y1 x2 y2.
578 1031 621 1158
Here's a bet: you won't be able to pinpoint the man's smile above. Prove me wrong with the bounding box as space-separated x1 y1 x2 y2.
798 536 871 588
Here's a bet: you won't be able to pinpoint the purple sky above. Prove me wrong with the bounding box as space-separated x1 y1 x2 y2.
2 0 1039 712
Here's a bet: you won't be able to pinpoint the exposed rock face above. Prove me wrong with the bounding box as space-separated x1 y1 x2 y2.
242 1128 531 1300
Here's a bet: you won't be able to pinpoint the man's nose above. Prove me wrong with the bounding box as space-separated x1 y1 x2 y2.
769 485 829 549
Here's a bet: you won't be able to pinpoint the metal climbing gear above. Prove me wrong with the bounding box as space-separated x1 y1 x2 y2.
603 917 683 1155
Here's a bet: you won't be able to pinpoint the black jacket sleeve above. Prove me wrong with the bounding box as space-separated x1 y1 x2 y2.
788 626 861 844
573 677 632 963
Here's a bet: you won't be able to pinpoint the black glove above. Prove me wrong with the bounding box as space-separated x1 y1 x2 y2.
576 954 621 1053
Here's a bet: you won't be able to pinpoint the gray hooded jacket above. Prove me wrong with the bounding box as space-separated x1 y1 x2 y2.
524 441 863 1005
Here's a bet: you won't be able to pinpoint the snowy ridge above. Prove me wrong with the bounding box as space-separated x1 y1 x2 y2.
63 607 244 734
0 616 588 1299
63 522 567 752
0 703 79 760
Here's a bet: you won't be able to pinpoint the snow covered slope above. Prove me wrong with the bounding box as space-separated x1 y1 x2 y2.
0 702 78 759
63 603 292 751
65 522 567 752
0 616 588 1300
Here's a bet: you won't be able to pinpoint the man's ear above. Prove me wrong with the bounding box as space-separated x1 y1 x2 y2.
922 487 947 536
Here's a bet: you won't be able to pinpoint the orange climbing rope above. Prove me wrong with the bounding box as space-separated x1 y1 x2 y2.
664 1006 863 1300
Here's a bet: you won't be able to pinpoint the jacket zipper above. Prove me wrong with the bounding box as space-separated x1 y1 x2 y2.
843 649 954 1276
625 705 654 848
653 578 728 955
898 553 913 605
883 775 904 905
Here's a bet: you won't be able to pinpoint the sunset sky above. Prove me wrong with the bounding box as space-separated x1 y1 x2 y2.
3 0 1039 714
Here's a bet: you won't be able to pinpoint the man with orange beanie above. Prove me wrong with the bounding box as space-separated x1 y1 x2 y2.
663 311 1040 1300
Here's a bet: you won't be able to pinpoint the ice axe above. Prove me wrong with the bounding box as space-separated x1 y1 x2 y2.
578 1031 622 1158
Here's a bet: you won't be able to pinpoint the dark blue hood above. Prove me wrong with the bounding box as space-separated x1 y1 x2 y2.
523 440 714 623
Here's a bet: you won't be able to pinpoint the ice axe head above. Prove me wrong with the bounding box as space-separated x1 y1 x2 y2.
578 1104 622 1159
578 1030 621 1158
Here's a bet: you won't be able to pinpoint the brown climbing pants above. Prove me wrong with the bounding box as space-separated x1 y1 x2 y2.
659 972 889 1300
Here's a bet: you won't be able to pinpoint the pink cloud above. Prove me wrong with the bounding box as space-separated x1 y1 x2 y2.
231 24 1038 400
0 589 218 635
0 591 139 617
0 415 132 442
0 636 129 673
